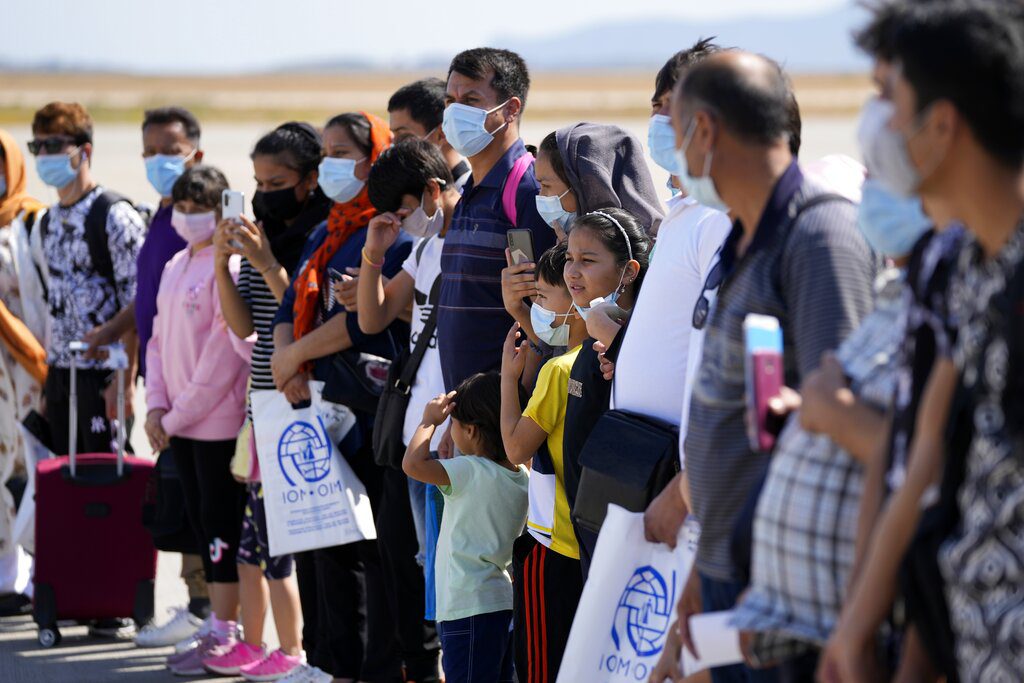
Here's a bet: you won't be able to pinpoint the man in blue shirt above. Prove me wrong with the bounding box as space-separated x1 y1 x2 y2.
437 48 556 401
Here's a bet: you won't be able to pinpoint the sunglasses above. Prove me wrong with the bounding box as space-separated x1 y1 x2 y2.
27 136 78 156
692 250 729 330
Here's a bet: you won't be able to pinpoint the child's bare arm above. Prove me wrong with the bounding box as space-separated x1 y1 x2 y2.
402 392 456 487
500 323 549 465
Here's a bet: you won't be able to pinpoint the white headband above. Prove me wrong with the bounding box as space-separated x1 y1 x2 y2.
586 210 633 261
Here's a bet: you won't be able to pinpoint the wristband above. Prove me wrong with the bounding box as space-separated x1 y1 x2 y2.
362 248 384 269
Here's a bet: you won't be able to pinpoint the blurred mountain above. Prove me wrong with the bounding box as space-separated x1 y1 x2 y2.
494 5 870 73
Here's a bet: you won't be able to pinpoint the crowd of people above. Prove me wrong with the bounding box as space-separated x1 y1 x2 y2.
1 0 1023 681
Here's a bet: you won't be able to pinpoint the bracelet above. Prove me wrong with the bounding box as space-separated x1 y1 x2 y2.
362 248 384 269
258 260 280 275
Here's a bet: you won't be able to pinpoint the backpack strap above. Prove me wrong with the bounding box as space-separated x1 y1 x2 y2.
86 191 132 308
501 153 535 228
771 192 854 292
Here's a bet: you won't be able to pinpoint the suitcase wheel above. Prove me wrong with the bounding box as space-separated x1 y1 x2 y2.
38 626 61 648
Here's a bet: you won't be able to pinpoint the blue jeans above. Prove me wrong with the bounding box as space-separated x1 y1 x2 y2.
439 610 514 683
408 476 428 566
699 573 779 683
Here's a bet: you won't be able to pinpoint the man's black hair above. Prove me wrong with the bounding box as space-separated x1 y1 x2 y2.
448 48 531 108
890 0 1024 169
142 106 201 143
367 139 455 213
388 78 446 132
536 242 569 290
654 37 722 101
171 164 229 210
678 53 794 147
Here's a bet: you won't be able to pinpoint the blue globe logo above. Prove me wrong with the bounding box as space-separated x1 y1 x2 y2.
278 420 332 486
611 566 676 657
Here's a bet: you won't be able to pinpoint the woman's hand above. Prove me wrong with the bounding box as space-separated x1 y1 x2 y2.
365 211 407 263
816 621 879 683
214 219 242 267
648 622 686 682
500 322 530 381
230 216 275 272
281 372 311 404
501 248 538 321
332 267 361 311
271 343 303 391
422 391 457 427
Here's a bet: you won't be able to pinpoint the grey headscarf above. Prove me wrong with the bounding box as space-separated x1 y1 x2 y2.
555 122 664 236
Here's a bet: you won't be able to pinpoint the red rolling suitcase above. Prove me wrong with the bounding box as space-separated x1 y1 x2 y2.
33 342 157 647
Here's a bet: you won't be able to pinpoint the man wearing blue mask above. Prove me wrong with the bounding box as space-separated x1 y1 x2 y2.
670 53 877 683
435 48 556 454
30 101 147 636
388 78 472 191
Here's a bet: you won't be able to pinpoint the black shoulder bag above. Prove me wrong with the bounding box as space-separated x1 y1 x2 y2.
372 243 441 468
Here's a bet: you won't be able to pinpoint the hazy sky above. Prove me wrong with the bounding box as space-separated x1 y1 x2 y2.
4 0 848 73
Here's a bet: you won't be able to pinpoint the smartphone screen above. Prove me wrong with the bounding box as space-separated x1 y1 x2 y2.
507 229 535 265
743 314 784 453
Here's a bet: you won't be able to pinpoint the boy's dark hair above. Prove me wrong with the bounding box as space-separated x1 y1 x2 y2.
325 112 372 157
888 0 1024 169
677 53 794 147
538 132 570 187
171 164 230 211
536 242 569 289
32 102 93 145
368 139 455 213
251 121 322 176
451 372 526 462
572 207 652 292
388 78 447 132
654 37 722 101
142 106 201 143
448 48 531 108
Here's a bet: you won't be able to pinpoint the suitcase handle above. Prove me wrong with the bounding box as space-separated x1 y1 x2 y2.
68 342 128 478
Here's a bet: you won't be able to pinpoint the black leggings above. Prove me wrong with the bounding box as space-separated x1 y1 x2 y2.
171 437 246 584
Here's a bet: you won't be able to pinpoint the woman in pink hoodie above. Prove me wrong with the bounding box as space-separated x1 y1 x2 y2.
144 165 253 675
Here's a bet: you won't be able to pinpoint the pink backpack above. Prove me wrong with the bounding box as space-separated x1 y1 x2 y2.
501 152 535 227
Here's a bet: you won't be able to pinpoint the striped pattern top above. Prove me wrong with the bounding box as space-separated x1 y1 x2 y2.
237 258 278 393
683 164 878 581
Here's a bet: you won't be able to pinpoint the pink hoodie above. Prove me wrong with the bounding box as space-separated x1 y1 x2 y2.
146 247 253 440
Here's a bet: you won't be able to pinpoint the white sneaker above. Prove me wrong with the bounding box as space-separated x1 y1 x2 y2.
278 664 333 683
135 607 203 648
173 614 213 654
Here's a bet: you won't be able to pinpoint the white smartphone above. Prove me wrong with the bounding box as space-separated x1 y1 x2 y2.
221 190 245 249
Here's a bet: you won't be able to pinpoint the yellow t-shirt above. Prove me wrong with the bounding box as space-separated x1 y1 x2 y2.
523 345 582 559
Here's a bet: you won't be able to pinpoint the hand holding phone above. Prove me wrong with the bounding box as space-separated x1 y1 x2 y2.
743 314 784 453
507 229 535 266
222 190 245 249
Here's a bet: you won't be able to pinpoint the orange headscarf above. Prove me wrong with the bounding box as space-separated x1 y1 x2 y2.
0 129 45 228
0 299 46 384
292 112 392 341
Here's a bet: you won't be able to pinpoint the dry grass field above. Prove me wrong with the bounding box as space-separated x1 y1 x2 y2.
0 70 872 124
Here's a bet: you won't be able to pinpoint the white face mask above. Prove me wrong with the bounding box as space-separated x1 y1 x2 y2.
857 97 923 198
674 118 729 212
441 100 509 158
402 190 444 238
530 301 573 347
318 156 366 203
535 188 575 232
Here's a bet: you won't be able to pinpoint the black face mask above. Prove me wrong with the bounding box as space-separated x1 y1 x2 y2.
253 186 303 223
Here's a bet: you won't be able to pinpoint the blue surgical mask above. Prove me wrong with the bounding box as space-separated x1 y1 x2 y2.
318 156 366 203
441 101 509 158
857 97 922 199
0 176 6 197
666 176 680 198
648 114 682 176
857 179 931 257
36 150 80 189
674 120 729 213
535 189 575 232
145 152 193 197
530 301 572 347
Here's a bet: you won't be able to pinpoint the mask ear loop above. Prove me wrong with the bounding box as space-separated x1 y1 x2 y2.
585 210 636 297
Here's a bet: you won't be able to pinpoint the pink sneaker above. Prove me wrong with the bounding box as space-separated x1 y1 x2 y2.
168 631 234 676
240 649 305 682
204 640 265 675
